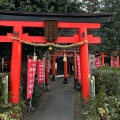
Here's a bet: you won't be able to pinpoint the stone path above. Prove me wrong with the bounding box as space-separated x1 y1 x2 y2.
30 77 75 120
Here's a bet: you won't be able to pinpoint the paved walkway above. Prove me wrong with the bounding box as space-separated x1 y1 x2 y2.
30 77 75 120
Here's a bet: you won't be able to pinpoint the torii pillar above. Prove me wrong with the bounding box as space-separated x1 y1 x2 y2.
102 53 105 67
51 55 56 81
78 29 104 99
10 26 22 103
79 27 90 99
45 59 49 85
73 51 77 88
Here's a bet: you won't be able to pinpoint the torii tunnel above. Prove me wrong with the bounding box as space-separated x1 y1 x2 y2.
0 10 112 103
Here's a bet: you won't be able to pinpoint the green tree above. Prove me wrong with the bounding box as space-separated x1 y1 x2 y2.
98 0 120 53
80 0 120 55
81 0 101 13
0 0 15 10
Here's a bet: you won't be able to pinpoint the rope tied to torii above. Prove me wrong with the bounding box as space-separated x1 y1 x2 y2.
12 36 88 49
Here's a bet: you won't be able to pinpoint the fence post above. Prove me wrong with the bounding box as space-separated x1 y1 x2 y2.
2 75 8 104
90 76 95 100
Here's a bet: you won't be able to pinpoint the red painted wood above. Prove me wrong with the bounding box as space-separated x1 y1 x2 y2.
10 26 22 103
119 57 120 68
52 56 56 77
0 21 100 28
58 22 101 28
0 33 13 42
87 34 101 43
45 59 49 85
0 33 100 45
102 53 104 67
73 51 77 80
0 34 101 43
0 21 44 27
64 53 67 78
79 27 90 100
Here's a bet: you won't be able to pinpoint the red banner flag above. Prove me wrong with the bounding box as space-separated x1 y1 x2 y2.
77 55 81 83
27 56 37 99
111 56 114 67
111 56 118 67
114 58 118 67
94 57 101 68
47 60 50 73
37 59 45 83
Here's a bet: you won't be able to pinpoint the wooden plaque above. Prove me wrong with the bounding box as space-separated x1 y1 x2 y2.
44 20 58 42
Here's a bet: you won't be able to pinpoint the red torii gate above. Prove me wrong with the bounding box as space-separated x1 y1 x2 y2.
0 11 112 103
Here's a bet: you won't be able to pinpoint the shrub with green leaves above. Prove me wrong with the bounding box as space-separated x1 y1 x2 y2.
79 66 120 120
92 66 120 97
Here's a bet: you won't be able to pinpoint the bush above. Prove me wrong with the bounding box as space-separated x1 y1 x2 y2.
80 95 120 120
0 73 25 119
79 67 120 120
92 66 120 97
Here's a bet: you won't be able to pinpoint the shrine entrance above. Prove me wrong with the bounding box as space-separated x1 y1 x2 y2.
0 10 112 103
56 57 64 75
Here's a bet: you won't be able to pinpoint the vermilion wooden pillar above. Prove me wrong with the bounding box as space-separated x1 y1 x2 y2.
10 26 22 103
45 59 49 85
102 53 104 67
63 53 68 84
73 51 77 88
68 61 70 77
51 55 56 81
79 27 90 99
119 57 120 68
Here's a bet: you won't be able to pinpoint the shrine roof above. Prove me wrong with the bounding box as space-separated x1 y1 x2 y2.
0 10 114 23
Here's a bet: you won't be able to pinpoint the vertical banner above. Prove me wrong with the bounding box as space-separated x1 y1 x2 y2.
94 57 101 68
37 59 45 83
89 54 95 70
111 56 118 67
111 56 114 67
47 60 50 73
114 58 118 67
27 56 37 99
77 55 81 83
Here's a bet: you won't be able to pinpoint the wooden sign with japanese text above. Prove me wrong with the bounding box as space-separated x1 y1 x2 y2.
111 56 118 67
27 56 37 99
94 57 101 68
44 20 58 42
77 55 81 83
37 59 45 83
47 60 50 73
